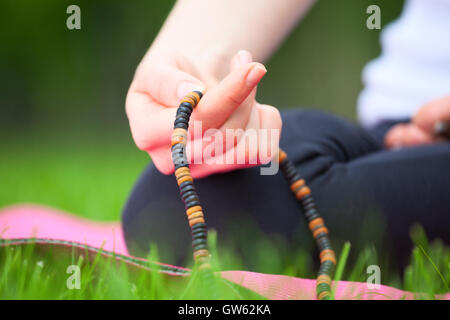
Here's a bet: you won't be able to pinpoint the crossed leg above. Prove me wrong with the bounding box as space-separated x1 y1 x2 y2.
122 109 450 269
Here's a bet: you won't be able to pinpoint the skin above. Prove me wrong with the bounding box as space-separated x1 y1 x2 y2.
385 95 450 148
126 0 448 177
126 0 315 178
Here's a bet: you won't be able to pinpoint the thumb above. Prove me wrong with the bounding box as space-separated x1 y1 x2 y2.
138 63 205 108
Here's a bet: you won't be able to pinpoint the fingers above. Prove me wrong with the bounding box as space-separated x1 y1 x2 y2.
127 51 262 153
134 62 205 108
230 50 252 71
128 50 268 177
126 90 177 151
413 95 450 135
384 123 435 149
257 103 282 163
126 61 205 152
189 103 282 178
192 61 267 130
219 50 258 133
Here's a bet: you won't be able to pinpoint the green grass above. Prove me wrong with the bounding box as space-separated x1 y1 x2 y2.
0 231 449 300
0 125 148 221
0 127 449 299
0 239 266 300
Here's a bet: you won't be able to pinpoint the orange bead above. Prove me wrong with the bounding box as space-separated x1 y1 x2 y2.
320 251 336 265
172 128 187 139
317 274 331 285
320 249 335 260
196 255 210 265
173 127 187 134
171 135 186 146
188 211 204 220
290 179 305 193
177 175 193 185
313 226 328 238
194 249 210 260
189 217 205 227
278 149 287 163
175 167 190 176
186 206 202 216
188 92 200 105
308 218 324 230
318 291 330 300
175 168 190 180
295 186 311 200
181 96 196 106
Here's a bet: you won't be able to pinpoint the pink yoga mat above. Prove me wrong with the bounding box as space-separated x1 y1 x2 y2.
0 204 448 300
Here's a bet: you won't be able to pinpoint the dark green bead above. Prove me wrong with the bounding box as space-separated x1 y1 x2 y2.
185 200 201 209
193 90 203 98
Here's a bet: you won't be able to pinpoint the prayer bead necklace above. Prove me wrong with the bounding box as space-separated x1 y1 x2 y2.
171 91 336 300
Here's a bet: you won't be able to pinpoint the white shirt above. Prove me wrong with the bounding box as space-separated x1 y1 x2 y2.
357 0 450 128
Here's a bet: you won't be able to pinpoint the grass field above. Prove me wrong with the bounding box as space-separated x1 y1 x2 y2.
0 125 449 299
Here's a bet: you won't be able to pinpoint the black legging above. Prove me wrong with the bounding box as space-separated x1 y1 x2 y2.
122 109 450 270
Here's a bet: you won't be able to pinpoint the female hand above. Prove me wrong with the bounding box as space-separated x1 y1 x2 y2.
126 49 282 178
385 95 450 148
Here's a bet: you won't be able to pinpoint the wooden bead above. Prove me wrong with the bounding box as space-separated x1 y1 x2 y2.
290 179 305 193
188 211 204 220
316 236 332 252
318 290 330 300
308 218 324 230
320 249 335 260
186 205 202 216
171 136 186 146
177 175 193 185
320 251 336 265
173 128 187 136
193 90 203 98
189 217 205 227
295 186 311 200
317 274 331 285
278 149 287 163
313 226 329 238
172 90 336 300
183 195 199 204
172 128 188 146
188 91 201 105
175 167 190 177
194 249 210 260
181 96 196 106
192 223 206 232
193 243 208 251
185 199 201 208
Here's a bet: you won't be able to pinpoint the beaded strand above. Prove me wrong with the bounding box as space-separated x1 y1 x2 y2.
172 91 335 300
171 91 216 295
278 149 336 300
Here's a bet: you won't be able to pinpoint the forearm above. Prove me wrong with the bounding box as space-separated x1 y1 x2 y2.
150 0 315 79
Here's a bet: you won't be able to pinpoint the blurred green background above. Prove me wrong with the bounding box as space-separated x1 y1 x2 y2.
0 0 404 221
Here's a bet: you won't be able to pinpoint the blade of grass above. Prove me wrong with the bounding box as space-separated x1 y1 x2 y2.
418 245 450 292
331 241 351 300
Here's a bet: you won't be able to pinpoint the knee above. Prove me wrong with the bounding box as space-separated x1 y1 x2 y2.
281 109 363 141
121 164 191 263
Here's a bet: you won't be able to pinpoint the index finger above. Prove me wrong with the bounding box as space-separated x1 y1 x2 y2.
192 62 267 130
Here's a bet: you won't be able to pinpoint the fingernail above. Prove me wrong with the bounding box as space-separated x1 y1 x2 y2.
246 64 267 86
177 82 204 100
238 50 252 65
